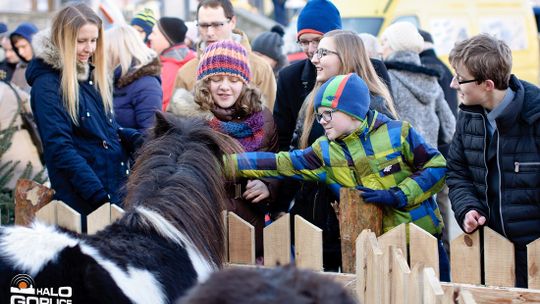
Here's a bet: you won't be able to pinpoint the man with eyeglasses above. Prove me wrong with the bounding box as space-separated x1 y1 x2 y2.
173 0 276 110
446 34 540 288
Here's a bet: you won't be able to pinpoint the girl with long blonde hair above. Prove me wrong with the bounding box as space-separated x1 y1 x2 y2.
26 3 134 231
106 24 162 132
297 29 397 148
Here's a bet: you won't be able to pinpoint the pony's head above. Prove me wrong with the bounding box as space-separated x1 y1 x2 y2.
121 112 241 269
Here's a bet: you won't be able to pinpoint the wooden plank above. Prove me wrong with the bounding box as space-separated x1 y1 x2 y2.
339 188 383 273
14 179 54 226
409 262 424 304
366 232 383 304
87 203 111 235
391 247 410 304
457 289 477 304
35 200 58 226
356 229 372 304
110 204 124 222
263 213 290 266
423 267 444 304
294 215 323 271
222 210 228 262
56 201 81 233
228 212 255 265
378 223 407 260
450 231 481 284
410 223 439 278
484 227 515 287
527 238 540 289
441 282 540 303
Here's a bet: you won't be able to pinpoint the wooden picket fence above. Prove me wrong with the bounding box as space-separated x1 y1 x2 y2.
11 180 540 303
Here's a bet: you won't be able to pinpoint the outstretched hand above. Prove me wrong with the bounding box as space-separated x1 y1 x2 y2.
357 186 404 208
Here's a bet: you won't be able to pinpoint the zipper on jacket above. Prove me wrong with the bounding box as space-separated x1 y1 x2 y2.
496 131 508 238
470 112 491 223
514 161 540 172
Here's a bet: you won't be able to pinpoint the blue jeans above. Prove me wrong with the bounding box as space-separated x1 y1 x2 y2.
438 239 450 282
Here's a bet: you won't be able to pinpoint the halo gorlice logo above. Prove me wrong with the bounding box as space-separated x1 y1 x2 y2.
10 274 72 304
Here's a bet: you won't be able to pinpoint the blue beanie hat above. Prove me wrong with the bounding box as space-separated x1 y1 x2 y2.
314 73 370 121
10 22 38 43
297 0 342 39
130 8 156 43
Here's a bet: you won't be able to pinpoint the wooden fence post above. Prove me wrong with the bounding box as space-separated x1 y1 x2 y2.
528 238 540 289
263 213 290 266
339 188 383 273
423 267 444 304
451 230 481 284
87 203 125 235
391 247 411 304
14 179 54 226
484 227 515 287
365 231 383 304
35 200 81 233
356 229 372 304
294 215 323 271
409 223 439 278
228 212 255 264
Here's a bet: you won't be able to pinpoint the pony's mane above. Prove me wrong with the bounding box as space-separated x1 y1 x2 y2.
119 113 242 268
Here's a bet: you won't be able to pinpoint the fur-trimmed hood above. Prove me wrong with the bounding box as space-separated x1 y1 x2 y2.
114 57 161 89
167 88 214 120
30 29 90 82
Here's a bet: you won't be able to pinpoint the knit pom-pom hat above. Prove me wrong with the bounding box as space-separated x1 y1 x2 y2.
314 73 370 121
297 0 342 39
381 21 424 54
197 40 251 84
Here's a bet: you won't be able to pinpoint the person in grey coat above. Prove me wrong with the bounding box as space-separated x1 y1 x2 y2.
381 22 455 148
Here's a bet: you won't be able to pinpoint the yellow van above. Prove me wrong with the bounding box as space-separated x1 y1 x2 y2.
332 0 540 85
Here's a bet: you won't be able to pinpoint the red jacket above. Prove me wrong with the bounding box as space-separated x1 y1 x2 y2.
160 44 195 111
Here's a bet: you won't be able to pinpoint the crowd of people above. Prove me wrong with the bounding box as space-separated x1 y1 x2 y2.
0 0 539 291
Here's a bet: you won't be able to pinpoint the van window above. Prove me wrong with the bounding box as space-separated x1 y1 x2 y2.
393 15 420 27
342 17 384 35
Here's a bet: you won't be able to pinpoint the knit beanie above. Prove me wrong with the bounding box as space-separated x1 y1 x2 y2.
130 8 156 43
297 0 342 39
314 73 370 121
0 23 7 36
251 25 285 63
10 22 38 43
381 22 424 54
158 17 188 46
197 40 251 84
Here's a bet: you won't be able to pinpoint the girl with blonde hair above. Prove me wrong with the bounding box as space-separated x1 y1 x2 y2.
106 24 162 132
26 3 134 231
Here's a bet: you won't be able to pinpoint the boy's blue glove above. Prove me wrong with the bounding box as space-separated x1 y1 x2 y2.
357 186 407 209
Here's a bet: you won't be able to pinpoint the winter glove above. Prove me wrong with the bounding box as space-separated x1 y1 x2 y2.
118 127 144 153
357 186 407 209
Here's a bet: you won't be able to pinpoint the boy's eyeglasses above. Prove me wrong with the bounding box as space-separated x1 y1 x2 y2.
314 48 340 60
197 18 231 30
296 38 321 49
315 109 338 122
453 75 479 85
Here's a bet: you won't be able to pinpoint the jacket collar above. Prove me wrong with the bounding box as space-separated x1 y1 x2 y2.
32 29 90 81
114 57 161 88
195 29 252 58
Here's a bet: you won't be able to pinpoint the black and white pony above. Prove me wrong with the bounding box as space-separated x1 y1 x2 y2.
0 113 240 303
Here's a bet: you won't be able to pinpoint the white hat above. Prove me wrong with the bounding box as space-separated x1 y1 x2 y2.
381 21 424 54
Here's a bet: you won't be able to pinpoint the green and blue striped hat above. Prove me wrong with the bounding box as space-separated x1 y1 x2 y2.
314 73 370 121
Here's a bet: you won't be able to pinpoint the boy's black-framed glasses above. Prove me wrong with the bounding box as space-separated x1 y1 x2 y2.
196 18 231 30
314 48 340 60
315 109 338 122
453 75 479 85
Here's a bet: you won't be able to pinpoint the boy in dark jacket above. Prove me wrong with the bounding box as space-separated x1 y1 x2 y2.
447 34 540 288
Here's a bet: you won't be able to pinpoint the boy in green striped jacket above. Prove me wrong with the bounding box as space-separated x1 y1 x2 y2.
227 73 449 279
